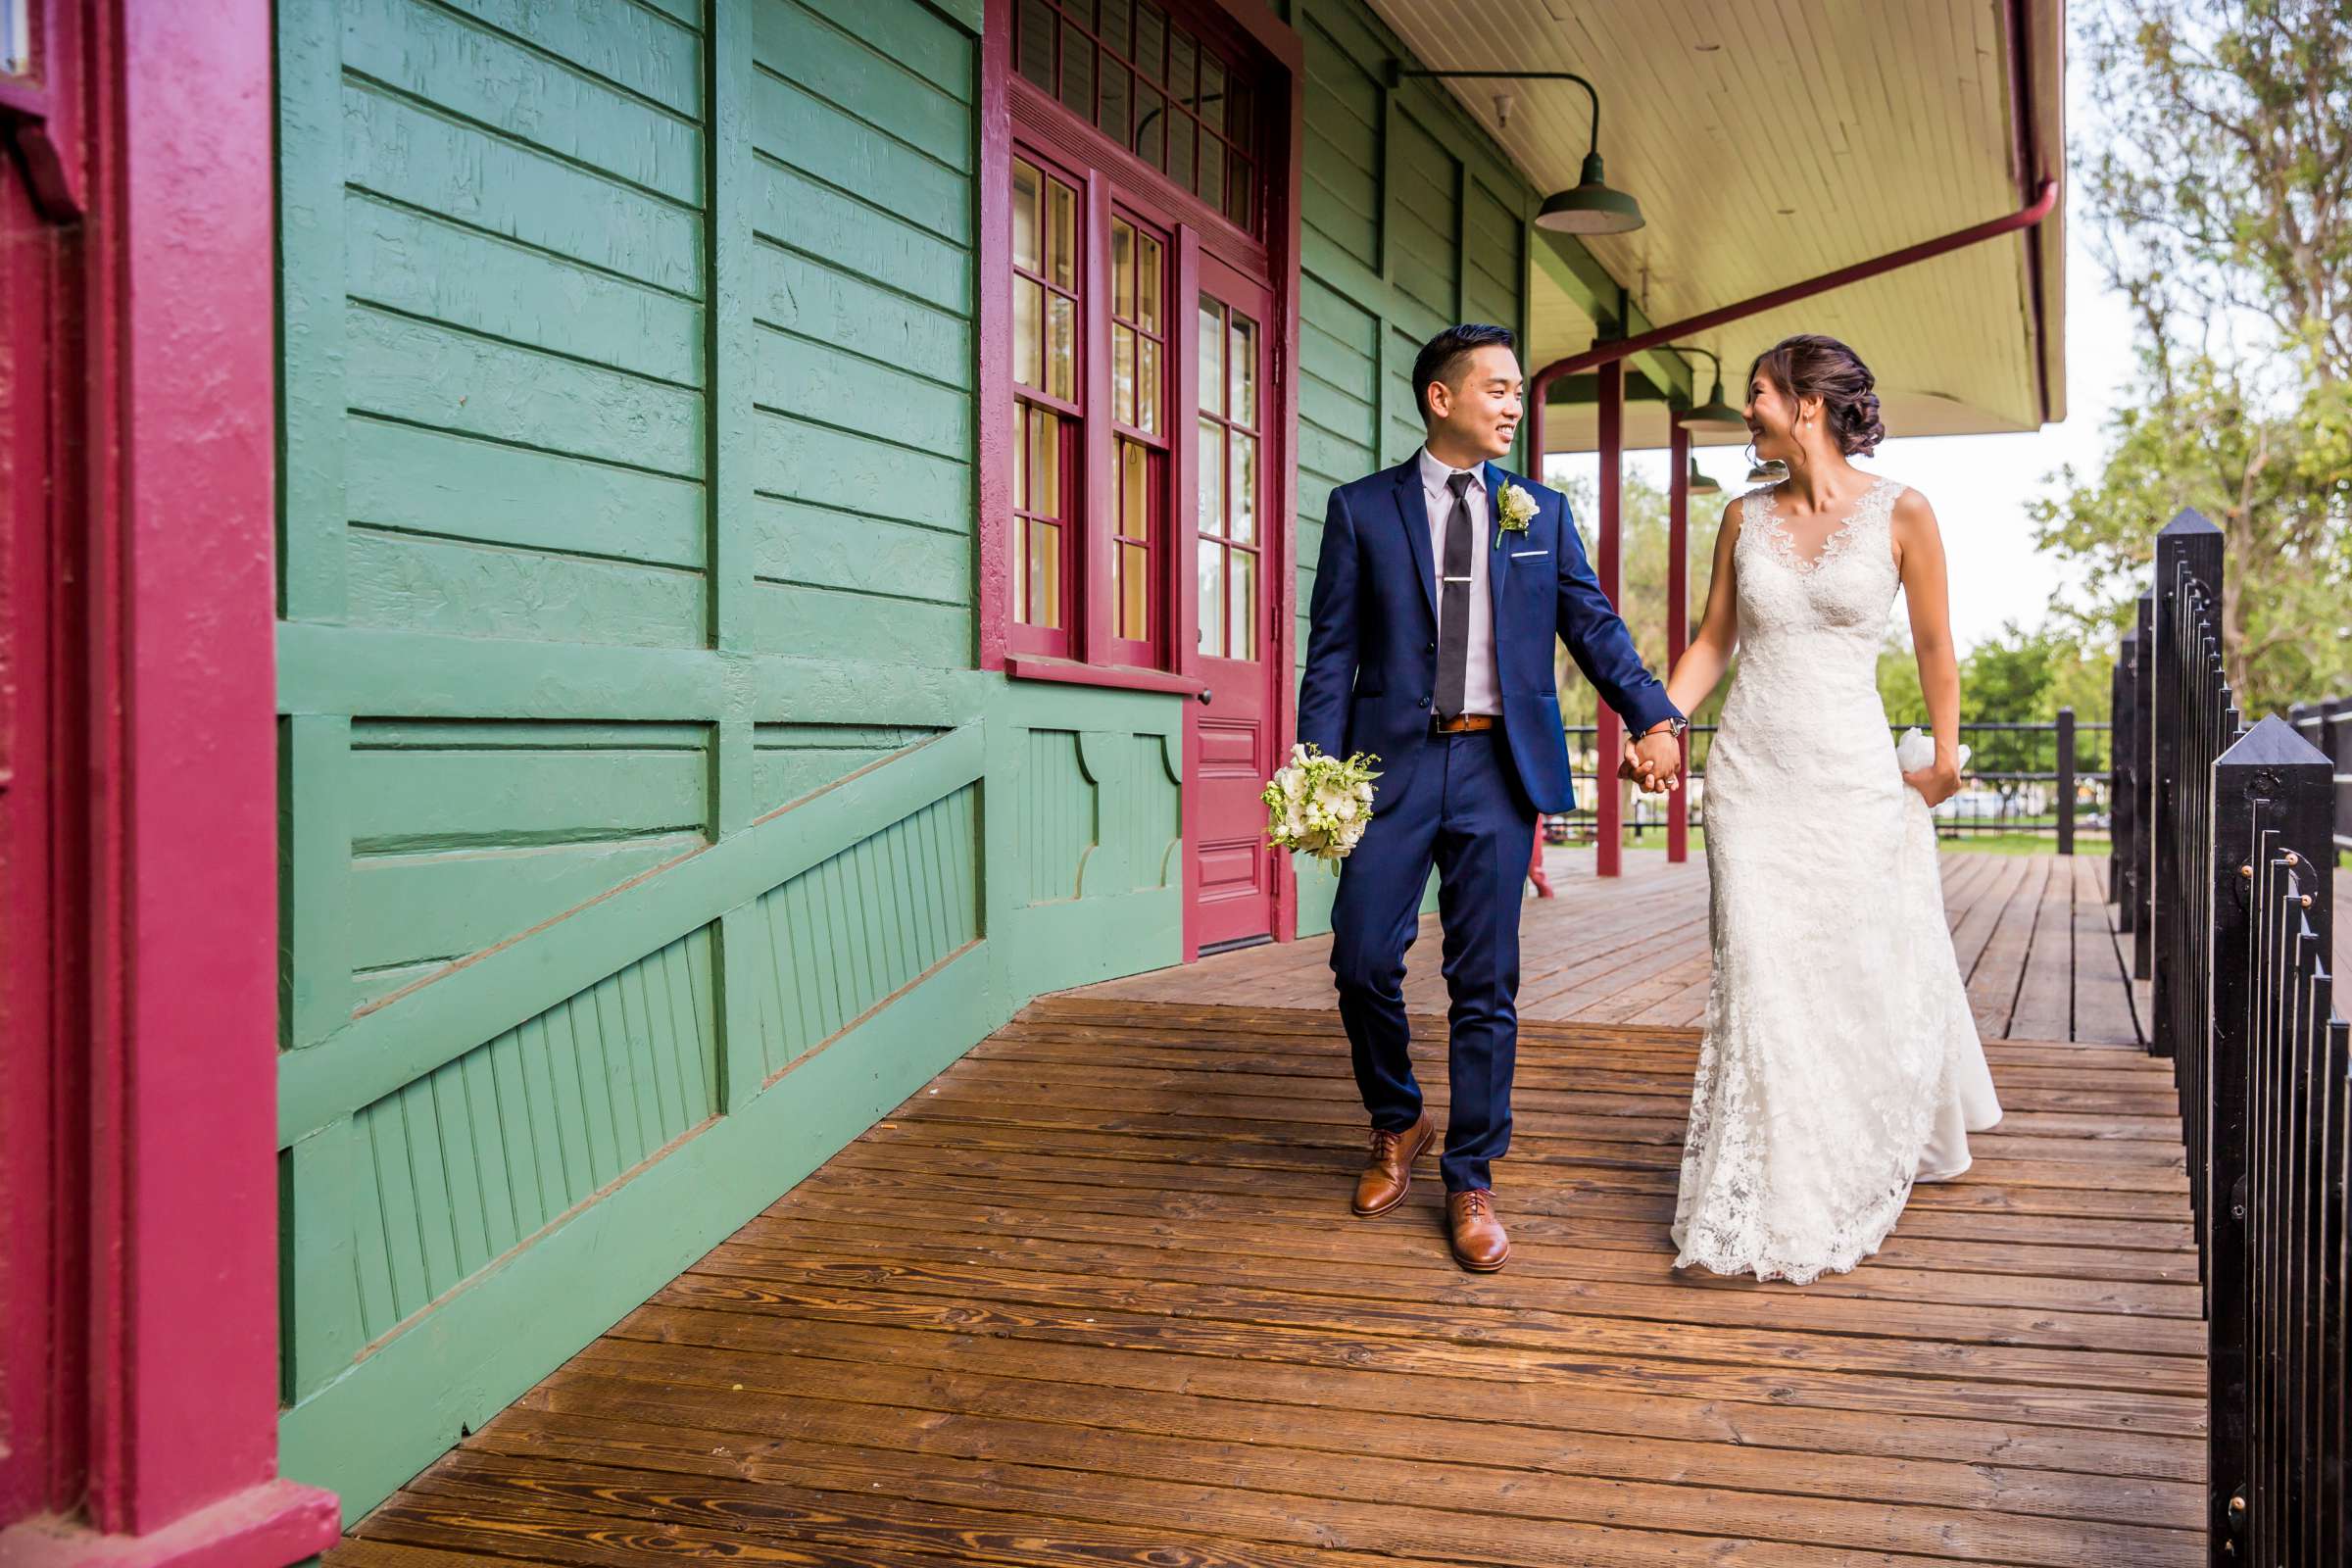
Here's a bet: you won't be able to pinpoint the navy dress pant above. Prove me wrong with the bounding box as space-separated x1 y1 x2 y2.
1329 727 1538 1193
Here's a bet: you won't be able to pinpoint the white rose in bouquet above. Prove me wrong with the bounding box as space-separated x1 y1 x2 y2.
1262 743 1383 873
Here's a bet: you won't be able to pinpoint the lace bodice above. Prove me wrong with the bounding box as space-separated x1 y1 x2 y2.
1731 476 1903 664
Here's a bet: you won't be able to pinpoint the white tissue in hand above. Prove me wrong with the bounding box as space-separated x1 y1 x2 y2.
1896 727 1970 773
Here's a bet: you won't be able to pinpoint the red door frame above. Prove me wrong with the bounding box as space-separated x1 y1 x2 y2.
0 1 340 1561
976 0 1304 959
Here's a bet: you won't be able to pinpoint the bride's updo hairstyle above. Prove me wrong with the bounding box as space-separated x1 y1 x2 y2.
1749 334 1886 457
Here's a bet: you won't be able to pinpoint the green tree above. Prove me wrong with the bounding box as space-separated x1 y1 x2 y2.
1877 630 1928 725
2034 1 2352 714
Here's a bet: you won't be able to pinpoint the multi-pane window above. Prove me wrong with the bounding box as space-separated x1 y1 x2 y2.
1196 299 1260 661
1108 215 1166 650
1012 0 1260 232
1010 154 1082 645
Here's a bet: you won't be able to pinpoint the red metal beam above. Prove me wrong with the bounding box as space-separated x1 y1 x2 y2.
1666 417 1690 865
1593 360 1623 878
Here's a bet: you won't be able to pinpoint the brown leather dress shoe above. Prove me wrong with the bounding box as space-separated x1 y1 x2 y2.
1446 1188 1509 1271
1349 1112 1436 1216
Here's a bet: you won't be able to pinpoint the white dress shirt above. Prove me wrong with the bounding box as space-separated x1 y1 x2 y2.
1416 446 1501 716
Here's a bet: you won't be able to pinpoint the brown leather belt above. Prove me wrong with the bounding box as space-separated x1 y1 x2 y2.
1431 713 1498 734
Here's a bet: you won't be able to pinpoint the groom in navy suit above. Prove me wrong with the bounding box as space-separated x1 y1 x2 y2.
1298 323 1685 1271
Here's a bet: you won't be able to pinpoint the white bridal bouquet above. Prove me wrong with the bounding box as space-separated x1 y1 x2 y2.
1262 743 1382 873
1894 727 1973 774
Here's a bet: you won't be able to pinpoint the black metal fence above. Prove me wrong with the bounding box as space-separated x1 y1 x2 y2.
2116 507 2348 1565
2287 697 2352 854
1552 715 2112 849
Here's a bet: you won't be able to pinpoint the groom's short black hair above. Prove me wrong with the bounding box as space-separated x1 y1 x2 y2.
1412 323 1516 424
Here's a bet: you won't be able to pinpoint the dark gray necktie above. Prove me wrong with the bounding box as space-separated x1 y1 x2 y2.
1435 470 1474 718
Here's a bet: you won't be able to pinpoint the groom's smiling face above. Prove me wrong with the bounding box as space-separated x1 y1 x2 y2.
1426 344 1524 463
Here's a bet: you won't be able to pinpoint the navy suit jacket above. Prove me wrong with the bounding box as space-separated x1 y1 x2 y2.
1297 456 1680 814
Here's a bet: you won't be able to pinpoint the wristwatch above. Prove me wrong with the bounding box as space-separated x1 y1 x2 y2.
1644 716 1689 740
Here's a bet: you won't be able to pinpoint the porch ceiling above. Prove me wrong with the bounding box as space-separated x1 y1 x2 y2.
1367 0 2068 453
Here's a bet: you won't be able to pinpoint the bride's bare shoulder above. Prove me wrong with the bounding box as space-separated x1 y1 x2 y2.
1886 482 1940 533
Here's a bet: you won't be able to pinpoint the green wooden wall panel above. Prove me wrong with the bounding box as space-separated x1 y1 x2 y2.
344 307 706 478
1020 729 1096 905
752 722 947 814
748 582 971 666
344 417 708 568
751 164 971 311
425 0 704 112
303 924 717 1381
747 409 973 530
749 499 973 611
346 721 710 850
338 718 710 1001
1298 14 1382 270
341 0 706 205
347 837 704 996
634 0 704 30
345 196 706 389
747 72 969 246
793 0 973 100
750 244 971 386
751 0 973 171
752 323 971 454
736 785 979 1080
344 530 710 648
342 84 703 297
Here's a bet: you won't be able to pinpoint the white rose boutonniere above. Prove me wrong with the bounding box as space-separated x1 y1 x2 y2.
1495 480 1538 549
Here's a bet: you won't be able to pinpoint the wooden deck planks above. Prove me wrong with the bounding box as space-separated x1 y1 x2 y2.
334 998 2205 1568
1081 849 2146 1046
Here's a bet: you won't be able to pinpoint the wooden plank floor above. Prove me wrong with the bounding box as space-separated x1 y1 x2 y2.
331 993 2206 1568
1083 849 2147 1046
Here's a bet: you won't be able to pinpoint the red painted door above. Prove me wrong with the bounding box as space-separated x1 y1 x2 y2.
1186 256 1277 952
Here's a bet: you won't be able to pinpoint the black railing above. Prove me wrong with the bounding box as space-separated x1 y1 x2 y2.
2287 697 2352 853
1552 715 2111 848
2117 506 2348 1565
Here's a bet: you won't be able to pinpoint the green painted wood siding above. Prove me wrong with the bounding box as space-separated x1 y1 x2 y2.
274 0 1179 1523
744 0 978 667
1282 0 1538 936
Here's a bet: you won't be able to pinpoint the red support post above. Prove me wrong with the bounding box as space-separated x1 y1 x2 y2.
1594 359 1624 878
0 1 342 1562
1666 417 1691 864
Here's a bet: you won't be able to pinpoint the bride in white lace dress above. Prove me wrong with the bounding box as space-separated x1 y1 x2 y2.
1627 334 2001 1285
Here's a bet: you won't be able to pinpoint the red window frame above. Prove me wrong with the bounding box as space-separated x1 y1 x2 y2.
1007 146 1085 659
1103 200 1171 667
981 0 1287 696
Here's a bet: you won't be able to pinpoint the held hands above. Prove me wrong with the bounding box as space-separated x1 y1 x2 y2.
1617 725 1684 795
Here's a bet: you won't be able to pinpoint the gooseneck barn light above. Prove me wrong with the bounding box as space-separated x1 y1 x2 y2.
1384 62 1643 234
1664 345 1746 433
